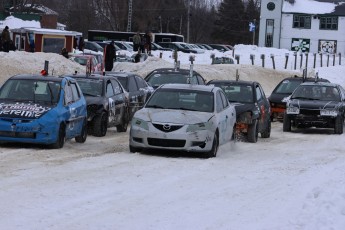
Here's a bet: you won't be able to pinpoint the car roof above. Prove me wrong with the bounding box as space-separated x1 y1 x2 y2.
208 79 257 86
299 81 339 87
147 68 200 75
63 73 114 80
159 83 216 92
279 76 330 83
93 71 136 77
9 74 63 82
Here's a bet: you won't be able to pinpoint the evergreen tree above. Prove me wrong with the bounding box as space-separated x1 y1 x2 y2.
212 0 246 45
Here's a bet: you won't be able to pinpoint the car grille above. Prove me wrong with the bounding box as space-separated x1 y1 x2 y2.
147 138 186 147
300 109 320 116
0 131 35 138
152 123 183 132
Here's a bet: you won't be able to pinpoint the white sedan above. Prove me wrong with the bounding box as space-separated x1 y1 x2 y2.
129 84 236 158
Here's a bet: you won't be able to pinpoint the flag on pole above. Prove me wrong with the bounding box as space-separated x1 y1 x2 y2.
249 22 256 32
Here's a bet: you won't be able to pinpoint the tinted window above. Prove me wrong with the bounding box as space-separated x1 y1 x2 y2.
128 76 138 92
256 85 263 101
274 80 302 94
106 81 115 97
135 76 147 88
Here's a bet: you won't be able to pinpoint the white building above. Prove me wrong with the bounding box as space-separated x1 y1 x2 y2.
258 0 345 54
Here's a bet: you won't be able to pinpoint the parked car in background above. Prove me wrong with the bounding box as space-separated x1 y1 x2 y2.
0 74 88 148
158 42 197 53
84 41 104 53
151 42 173 51
283 81 345 134
208 79 271 143
208 44 232 52
64 74 130 136
129 84 236 158
95 71 154 120
114 41 133 52
144 67 206 89
268 76 330 121
69 54 102 73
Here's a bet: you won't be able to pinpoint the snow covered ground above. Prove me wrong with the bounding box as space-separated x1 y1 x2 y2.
0 45 345 230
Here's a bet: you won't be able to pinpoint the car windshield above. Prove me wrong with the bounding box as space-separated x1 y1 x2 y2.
75 78 103 96
274 80 302 94
0 79 60 104
213 83 254 103
146 73 198 88
114 77 127 90
292 85 340 101
146 88 214 113
71 56 89 66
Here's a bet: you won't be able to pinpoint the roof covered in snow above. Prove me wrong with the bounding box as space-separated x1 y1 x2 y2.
283 0 345 15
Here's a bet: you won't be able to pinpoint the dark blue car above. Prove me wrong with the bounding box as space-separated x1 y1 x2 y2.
0 74 88 148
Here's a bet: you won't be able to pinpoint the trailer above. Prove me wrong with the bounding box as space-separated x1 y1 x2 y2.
88 30 184 43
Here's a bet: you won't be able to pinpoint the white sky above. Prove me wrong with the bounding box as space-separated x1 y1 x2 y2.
283 0 339 14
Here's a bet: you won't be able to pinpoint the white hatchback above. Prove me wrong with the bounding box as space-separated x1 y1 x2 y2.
129 84 236 158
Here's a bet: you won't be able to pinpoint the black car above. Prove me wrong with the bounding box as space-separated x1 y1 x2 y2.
283 82 345 134
64 74 130 136
96 71 154 120
268 76 330 121
144 68 206 90
207 80 271 143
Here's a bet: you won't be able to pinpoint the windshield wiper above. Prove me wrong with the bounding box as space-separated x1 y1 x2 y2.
146 105 165 109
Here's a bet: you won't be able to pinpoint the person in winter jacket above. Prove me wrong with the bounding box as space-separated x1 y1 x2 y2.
104 41 116 71
1 26 11 52
132 32 141 52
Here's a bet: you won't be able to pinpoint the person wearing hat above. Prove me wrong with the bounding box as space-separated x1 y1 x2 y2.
1 26 11 52
103 40 116 71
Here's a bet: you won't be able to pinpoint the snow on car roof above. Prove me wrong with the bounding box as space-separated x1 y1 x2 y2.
159 83 215 92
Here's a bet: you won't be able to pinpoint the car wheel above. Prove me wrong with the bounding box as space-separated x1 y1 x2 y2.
205 133 219 158
75 119 88 143
247 119 258 143
283 113 291 132
261 118 271 138
93 112 108 137
117 112 129 132
129 145 142 153
49 123 65 149
334 116 344 134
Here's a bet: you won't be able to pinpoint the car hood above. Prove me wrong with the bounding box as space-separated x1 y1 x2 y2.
268 93 291 103
84 96 104 105
0 102 52 119
135 108 213 124
289 99 342 109
232 102 257 115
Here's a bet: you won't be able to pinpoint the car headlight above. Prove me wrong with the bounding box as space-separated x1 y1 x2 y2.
320 109 338 117
186 122 211 132
286 106 299 114
131 118 149 130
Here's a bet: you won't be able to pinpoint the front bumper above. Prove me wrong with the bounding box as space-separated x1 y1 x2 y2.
129 124 214 152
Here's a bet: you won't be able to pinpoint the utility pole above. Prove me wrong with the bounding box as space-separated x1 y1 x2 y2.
127 0 133 32
187 0 190 43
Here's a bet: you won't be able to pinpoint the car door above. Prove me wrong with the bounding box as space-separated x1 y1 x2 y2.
135 75 151 104
111 79 127 124
105 79 118 125
216 90 233 144
63 80 85 138
255 83 270 131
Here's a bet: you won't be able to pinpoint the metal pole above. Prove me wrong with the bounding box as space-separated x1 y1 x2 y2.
252 19 256 45
187 0 190 43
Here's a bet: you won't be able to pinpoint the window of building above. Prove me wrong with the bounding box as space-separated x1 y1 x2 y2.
293 15 311 29
320 16 338 30
265 19 274 47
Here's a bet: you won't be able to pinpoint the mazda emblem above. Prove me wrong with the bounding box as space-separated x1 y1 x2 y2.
163 124 171 131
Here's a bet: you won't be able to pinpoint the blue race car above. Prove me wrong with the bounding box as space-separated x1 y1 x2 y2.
0 74 88 148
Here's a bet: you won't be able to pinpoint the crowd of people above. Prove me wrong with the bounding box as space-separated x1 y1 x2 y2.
132 31 152 63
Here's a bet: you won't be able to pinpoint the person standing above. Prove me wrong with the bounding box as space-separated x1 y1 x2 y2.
1 26 11 52
132 32 141 52
145 31 152 55
104 41 116 71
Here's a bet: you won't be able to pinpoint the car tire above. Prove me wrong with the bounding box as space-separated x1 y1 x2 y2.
75 119 88 143
93 112 108 137
261 119 271 138
247 119 258 143
205 133 219 158
49 123 65 149
283 113 291 132
334 116 344 134
117 112 129 132
129 145 142 153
